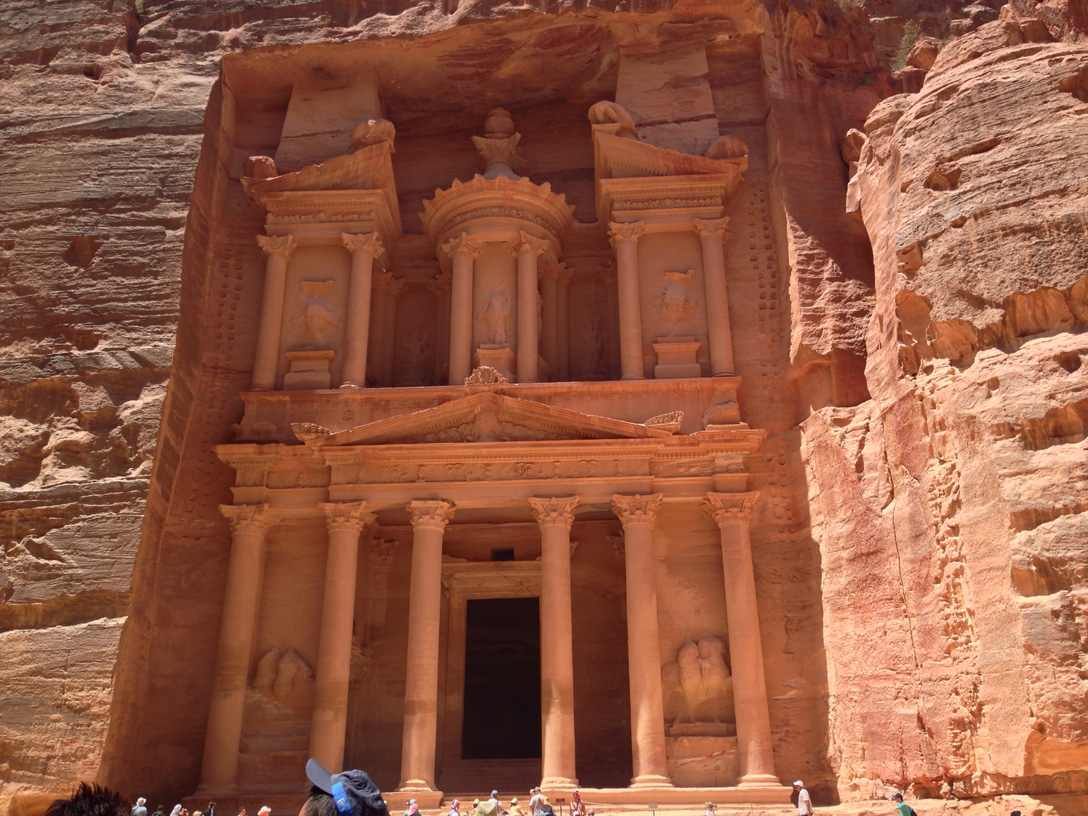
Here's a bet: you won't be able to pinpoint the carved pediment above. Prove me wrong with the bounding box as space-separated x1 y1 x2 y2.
305 392 673 447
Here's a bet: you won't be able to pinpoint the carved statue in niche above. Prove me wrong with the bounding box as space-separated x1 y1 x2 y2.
291 280 339 344
480 289 512 345
245 646 315 742
588 100 640 141
652 269 696 332
703 400 741 427
662 635 735 733
351 118 396 152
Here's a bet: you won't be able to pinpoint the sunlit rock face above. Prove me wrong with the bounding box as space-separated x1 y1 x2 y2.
0 0 1085 814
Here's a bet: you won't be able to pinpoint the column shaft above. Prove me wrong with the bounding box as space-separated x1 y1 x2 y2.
252 235 297 390
444 234 483 384
530 497 580 787
399 500 454 791
198 505 276 792
611 494 671 787
516 232 547 384
556 264 572 380
309 503 375 770
703 492 779 786
609 223 646 380
694 218 736 375
340 233 384 388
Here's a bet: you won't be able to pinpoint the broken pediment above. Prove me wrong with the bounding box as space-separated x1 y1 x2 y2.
297 391 674 446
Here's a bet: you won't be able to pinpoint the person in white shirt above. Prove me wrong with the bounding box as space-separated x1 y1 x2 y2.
793 781 813 816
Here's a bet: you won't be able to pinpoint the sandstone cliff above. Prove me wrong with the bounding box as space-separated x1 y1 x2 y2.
0 0 1085 813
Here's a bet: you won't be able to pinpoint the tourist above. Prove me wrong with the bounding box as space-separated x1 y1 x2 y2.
793 781 812 816
570 792 584 816
448 799 461 816
891 793 915 816
259 808 271 816
508 798 523 816
406 801 420 816
705 803 716 816
169 805 182 816
238 808 246 816
134 798 149 816
489 791 502 814
153 806 165 816
528 790 541 816
537 794 554 816
300 757 391 816
46 783 130 816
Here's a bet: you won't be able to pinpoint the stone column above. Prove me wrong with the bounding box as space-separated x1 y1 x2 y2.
598 263 621 379
443 233 484 384
430 270 452 384
198 504 277 792
693 218 736 376
516 231 548 383
702 492 779 787
309 502 375 771
252 234 298 390
610 494 671 787
399 500 455 792
556 263 573 380
529 496 580 788
339 233 385 388
371 272 406 387
539 261 559 374
608 222 646 380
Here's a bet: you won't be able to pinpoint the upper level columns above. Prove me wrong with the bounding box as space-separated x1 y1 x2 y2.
443 234 484 384
693 218 736 376
339 233 385 388
199 504 278 792
516 231 548 384
399 500 455 792
371 272 406 387
608 222 646 380
252 235 297 390
529 496 580 788
702 492 779 787
309 502 375 771
611 493 671 787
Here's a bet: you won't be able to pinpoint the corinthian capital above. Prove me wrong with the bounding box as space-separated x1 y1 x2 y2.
693 217 731 240
407 499 455 531
369 538 398 570
517 231 550 257
702 491 758 526
256 233 298 260
529 496 580 530
610 493 663 528
373 270 407 296
220 503 278 536
341 232 386 259
608 221 645 247
319 501 376 534
441 233 485 260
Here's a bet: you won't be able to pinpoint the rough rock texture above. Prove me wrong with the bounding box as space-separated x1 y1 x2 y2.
0 0 1086 813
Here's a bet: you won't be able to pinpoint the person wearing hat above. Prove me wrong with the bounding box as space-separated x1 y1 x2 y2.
570 792 584 816
527 790 540 816
704 803 716 816
792 781 812 816
301 757 392 816
508 799 523 816
259 808 271 816
488 792 502 814
448 800 461 816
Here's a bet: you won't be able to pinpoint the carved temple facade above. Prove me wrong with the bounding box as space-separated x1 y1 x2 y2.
199 102 791 807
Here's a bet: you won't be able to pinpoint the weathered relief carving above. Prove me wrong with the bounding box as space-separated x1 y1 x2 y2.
464 366 509 386
252 647 315 713
653 269 697 328
480 289 512 345
662 636 736 732
351 118 396 152
291 280 339 343
588 100 640 140
703 400 741 427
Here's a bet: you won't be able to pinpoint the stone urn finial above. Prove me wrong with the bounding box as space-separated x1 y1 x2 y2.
473 107 522 179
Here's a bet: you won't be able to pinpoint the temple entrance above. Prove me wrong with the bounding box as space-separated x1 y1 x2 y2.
461 598 542 760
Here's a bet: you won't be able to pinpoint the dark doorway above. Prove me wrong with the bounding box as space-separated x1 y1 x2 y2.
461 597 542 759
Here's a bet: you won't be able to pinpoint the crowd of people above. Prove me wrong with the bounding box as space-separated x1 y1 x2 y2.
41 759 950 816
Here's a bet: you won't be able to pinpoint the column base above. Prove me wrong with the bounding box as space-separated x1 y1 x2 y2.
628 774 673 789
540 777 579 791
338 381 364 389
738 773 783 788
620 373 646 381
711 370 736 377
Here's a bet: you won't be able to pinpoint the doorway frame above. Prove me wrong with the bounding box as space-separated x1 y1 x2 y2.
438 560 542 789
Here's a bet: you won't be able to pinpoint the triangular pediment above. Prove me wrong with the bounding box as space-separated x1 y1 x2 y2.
299 392 673 447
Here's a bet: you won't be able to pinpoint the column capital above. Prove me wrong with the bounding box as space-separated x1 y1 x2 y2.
341 231 386 259
373 270 408 296
611 493 663 528
407 499 455 531
608 220 646 247
319 501 376 534
529 496 580 530
517 230 550 257
369 538 398 570
257 233 298 261
442 232 485 260
693 217 731 240
429 269 452 296
219 503 278 536
703 491 759 526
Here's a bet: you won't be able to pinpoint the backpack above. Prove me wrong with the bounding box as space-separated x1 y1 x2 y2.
908 808 918 816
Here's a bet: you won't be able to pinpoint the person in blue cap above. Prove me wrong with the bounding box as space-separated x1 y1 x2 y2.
300 758 392 816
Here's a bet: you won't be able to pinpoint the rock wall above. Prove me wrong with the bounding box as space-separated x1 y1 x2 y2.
0 0 1085 813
